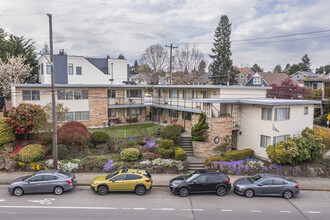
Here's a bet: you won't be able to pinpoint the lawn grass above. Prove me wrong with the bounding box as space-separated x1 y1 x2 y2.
89 123 161 138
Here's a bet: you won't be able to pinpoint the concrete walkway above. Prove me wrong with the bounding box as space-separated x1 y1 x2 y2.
0 171 329 191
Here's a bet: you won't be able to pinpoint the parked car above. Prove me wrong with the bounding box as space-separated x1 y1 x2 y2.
233 173 299 199
170 172 231 197
91 168 152 196
170 169 213 183
8 170 77 197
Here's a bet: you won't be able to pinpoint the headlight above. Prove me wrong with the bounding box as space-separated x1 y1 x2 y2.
91 182 98 185
171 184 180 188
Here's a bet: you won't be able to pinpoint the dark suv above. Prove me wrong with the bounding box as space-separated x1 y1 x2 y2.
170 172 231 197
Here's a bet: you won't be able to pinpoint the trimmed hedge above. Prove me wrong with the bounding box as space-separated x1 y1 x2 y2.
222 149 254 161
160 125 180 144
58 121 91 146
160 139 174 149
158 148 174 159
174 147 186 161
15 144 46 164
90 131 110 145
120 148 140 162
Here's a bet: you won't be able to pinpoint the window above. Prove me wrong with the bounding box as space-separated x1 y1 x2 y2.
206 175 218 182
261 107 272 120
82 90 88 99
253 77 261 84
65 90 73 100
194 175 207 182
81 111 89 121
273 135 290 145
274 107 290 121
68 63 74 75
57 90 65 100
158 89 164 98
127 89 142 98
22 90 40 100
43 175 58 181
29 175 44 182
22 90 31 100
169 90 178 98
125 174 142 180
76 66 82 75
114 174 126 181
183 90 194 100
65 111 89 121
127 108 142 116
108 108 116 117
304 106 308 115
40 63 44 75
202 91 210 99
66 112 73 121
273 179 286 185
74 90 82 99
260 179 273 185
108 90 116 98
260 135 271 147
31 90 40 100
169 109 178 118
46 63 51 74
183 112 192 120
75 112 82 121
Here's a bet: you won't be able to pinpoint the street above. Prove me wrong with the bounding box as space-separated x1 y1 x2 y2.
0 186 329 220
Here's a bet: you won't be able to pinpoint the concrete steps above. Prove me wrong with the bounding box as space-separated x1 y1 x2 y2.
180 136 194 156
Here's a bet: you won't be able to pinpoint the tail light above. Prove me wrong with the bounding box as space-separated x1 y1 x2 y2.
226 179 230 183
66 179 73 184
145 179 150 182
295 184 299 188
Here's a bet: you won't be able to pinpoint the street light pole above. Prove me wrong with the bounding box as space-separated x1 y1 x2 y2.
47 13 58 169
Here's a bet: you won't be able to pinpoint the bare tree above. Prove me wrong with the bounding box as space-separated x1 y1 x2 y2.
0 55 32 96
174 45 204 73
139 44 168 84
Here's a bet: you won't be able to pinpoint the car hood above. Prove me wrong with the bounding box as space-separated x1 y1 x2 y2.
92 174 107 182
234 178 251 186
10 176 26 184
170 175 185 183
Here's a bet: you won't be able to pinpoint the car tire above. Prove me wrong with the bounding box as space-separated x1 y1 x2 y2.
135 186 146 196
13 187 24 197
245 189 254 198
97 185 108 196
283 190 293 199
179 187 189 197
216 186 227 196
54 186 64 195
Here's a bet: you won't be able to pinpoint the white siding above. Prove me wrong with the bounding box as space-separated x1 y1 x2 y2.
219 88 267 99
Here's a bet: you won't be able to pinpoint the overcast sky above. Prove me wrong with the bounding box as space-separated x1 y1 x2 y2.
1 0 330 71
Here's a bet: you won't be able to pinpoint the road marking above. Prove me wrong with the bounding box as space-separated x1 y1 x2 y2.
305 211 321 214
181 209 203 211
152 208 174 211
133 208 146 210
28 198 55 205
0 199 5 202
221 210 232 212
250 210 262 213
280 211 292 213
0 206 118 210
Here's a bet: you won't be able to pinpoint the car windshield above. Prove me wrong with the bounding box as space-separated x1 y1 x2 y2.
184 171 196 180
22 174 34 180
248 174 262 183
186 174 200 182
106 171 119 180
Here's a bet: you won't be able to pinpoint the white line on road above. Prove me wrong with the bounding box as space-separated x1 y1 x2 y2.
305 211 321 214
221 210 233 212
181 209 203 211
133 208 146 210
152 208 175 211
250 210 262 213
280 211 292 213
0 199 5 202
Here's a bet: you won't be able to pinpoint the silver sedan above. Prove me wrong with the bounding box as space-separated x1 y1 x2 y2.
8 169 77 196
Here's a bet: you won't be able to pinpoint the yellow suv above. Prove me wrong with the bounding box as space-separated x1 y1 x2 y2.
91 168 152 196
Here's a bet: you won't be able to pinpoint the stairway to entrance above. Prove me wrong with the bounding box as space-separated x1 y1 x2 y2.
180 136 206 171
180 136 194 156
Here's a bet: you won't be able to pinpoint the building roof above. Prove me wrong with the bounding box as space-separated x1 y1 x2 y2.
293 71 319 78
130 73 152 84
193 98 321 106
256 72 290 85
236 67 256 77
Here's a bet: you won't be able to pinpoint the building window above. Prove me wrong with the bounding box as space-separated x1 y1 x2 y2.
169 109 178 118
304 106 308 115
158 89 164 98
68 63 74 75
202 91 210 98
108 109 116 117
76 66 82 75
40 63 44 75
260 135 271 147
65 111 89 121
108 90 116 98
274 107 290 121
169 90 178 98
58 90 88 100
46 63 51 74
127 108 142 116
183 111 192 120
183 90 194 100
66 112 74 121
273 135 290 146
57 90 65 100
261 107 272 120
253 77 261 84
82 90 88 99
22 90 40 100
65 90 73 100
127 90 142 98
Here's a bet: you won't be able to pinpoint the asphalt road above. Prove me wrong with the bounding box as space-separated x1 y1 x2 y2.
0 185 329 220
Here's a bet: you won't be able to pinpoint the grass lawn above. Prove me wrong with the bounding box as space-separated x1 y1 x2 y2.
89 123 161 138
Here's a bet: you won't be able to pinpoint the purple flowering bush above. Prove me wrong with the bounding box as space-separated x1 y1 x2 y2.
103 159 113 171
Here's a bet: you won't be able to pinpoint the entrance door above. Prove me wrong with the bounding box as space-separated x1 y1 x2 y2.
232 130 238 150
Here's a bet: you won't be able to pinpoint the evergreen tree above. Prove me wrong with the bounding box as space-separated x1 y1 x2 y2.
253 63 263 72
118 54 125 59
209 15 237 85
191 113 209 141
198 60 206 74
301 54 311 71
316 65 330 75
273 64 282 73
284 63 291 72
58 49 66 55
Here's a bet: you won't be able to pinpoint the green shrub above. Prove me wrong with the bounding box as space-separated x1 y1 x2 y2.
58 144 68 160
90 131 110 145
191 113 209 141
173 147 186 161
141 151 157 161
0 118 15 146
120 148 140 162
205 156 226 164
83 155 108 169
319 114 328 127
266 140 299 165
158 148 174 159
301 127 325 161
160 139 174 149
153 126 164 137
16 144 46 163
222 148 254 161
160 125 180 144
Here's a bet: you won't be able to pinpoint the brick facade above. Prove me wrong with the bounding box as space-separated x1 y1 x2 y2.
192 115 232 158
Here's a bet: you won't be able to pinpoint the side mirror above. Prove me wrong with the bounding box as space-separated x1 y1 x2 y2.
111 179 116 182
193 180 196 184
258 183 263 186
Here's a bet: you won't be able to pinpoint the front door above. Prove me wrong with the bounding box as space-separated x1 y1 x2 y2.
204 174 218 192
189 175 207 192
232 130 238 150
254 179 273 195
24 175 45 193
109 174 127 191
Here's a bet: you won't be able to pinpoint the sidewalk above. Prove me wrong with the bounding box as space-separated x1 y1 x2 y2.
0 171 329 191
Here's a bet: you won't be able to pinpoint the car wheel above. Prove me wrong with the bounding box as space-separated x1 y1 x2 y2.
245 189 254 198
216 186 227 196
54 186 64 195
135 186 146 196
97 185 108 196
13 187 24 197
283 190 293 199
179 187 189 197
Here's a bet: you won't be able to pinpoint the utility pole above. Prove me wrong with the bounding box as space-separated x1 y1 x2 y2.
47 13 58 169
165 44 178 85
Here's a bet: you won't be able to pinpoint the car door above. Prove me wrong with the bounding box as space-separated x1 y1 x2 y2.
125 174 143 191
109 174 127 191
254 179 273 196
270 179 287 196
189 174 207 192
204 174 218 192
24 175 45 193
42 175 59 192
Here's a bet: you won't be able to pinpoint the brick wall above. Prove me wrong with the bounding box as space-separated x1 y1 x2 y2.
192 115 232 158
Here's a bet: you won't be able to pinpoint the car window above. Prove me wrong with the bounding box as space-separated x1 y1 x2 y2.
23 174 34 181
126 174 142 180
206 175 218 182
43 175 58 181
143 172 151 178
273 179 286 185
184 171 196 180
186 174 200 182
106 171 119 180
28 175 44 182
248 174 262 183
260 179 273 185
194 175 207 182
114 174 126 181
